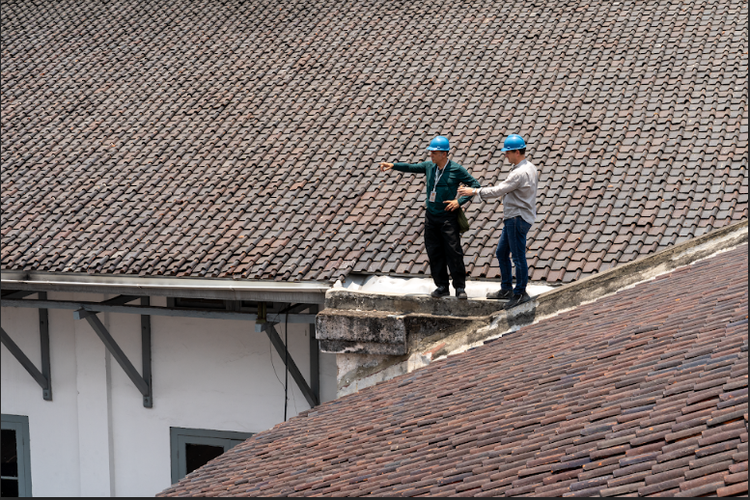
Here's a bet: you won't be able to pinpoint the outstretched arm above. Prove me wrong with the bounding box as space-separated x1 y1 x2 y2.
476 171 522 200
459 170 522 201
383 161 430 174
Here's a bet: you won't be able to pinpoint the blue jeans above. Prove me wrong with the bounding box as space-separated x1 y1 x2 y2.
496 216 532 295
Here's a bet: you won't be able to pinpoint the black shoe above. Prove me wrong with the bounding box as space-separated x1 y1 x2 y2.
431 286 450 298
487 289 514 300
504 292 532 310
456 288 468 300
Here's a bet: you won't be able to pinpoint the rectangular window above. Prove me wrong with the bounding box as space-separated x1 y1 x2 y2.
1 415 32 497
170 427 253 484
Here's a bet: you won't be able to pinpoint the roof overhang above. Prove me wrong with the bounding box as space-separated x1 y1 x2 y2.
0 271 330 304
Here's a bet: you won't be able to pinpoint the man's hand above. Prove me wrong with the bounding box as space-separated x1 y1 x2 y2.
457 186 476 197
444 199 459 212
379 162 394 172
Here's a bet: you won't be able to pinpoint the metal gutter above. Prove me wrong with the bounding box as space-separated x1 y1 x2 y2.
2 298 318 323
1 271 330 304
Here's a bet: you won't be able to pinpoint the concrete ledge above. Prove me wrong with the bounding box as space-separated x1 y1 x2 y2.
316 309 407 345
321 219 748 398
322 290 510 317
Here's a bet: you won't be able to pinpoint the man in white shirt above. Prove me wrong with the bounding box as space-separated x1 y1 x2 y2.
458 134 538 309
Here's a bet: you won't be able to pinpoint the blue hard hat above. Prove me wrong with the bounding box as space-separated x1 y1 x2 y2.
500 134 526 152
426 136 450 151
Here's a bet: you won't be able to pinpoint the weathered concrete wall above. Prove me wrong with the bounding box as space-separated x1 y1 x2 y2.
316 290 507 395
316 309 407 355
316 307 486 356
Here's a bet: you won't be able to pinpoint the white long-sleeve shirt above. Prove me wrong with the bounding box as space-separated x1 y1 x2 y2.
475 159 538 224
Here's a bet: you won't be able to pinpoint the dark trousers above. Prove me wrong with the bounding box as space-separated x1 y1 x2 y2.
425 211 466 290
496 216 532 295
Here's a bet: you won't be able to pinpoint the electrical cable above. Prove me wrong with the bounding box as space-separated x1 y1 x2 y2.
261 303 298 422
268 340 285 388
284 306 290 421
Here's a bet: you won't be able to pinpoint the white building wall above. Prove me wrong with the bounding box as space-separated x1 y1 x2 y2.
1 292 337 497
1 302 83 496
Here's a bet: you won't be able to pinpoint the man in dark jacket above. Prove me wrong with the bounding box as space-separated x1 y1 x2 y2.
379 136 481 299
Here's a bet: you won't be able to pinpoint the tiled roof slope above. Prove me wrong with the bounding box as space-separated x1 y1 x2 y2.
1 0 748 284
160 244 748 497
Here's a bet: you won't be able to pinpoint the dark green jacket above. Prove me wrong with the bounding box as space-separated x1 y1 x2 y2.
393 160 481 216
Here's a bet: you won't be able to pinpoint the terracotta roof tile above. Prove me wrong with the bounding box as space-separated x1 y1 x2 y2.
2 0 747 284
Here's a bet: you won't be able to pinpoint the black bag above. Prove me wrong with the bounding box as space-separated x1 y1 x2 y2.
457 207 470 234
